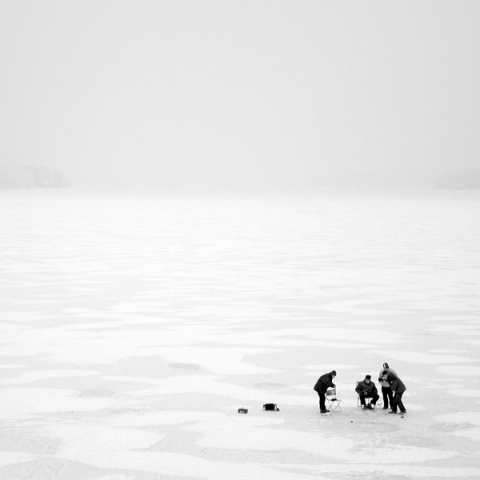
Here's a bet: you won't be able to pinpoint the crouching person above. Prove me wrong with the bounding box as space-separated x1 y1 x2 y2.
355 375 379 409
313 370 336 414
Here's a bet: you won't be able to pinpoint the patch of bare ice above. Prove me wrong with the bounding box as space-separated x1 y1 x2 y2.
434 413 480 441
149 346 281 375
447 389 480 398
296 463 480 478
460 340 480 347
107 375 314 405
38 424 331 480
435 365 480 376
345 320 386 325
302 364 359 372
376 351 474 364
0 370 99 385
0 388 122 421
430 325 480 336
90 476 135 480
186 416 455 464
0 452 38 468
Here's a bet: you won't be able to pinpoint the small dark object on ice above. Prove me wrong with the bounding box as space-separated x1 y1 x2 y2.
263 403 279 411
238 408 248 414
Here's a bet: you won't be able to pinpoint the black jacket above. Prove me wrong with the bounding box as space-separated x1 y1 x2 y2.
314 372 335 393
355 380 378 396
385 373 406 393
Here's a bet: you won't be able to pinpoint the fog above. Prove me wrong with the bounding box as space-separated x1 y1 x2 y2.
1 1 480 192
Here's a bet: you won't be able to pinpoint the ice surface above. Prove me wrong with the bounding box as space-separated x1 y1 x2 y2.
0 189 479 479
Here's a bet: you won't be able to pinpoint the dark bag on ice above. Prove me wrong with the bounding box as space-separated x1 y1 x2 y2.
263 403 279 411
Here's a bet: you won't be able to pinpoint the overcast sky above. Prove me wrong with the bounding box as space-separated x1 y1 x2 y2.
1 1 479 191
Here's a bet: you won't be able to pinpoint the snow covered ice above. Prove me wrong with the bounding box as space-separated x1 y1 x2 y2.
0 188 479 480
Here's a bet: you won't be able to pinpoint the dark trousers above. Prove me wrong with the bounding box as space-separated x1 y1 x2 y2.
381 386 393 408
359 393 379 406
318 392 326 411
391 391 406 413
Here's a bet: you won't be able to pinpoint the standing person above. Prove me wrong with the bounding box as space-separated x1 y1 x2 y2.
355 375 380 409
313 370 336 414
383 372 407 414
378 362 397 410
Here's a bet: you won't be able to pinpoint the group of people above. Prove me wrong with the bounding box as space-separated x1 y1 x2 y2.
313 363 407 415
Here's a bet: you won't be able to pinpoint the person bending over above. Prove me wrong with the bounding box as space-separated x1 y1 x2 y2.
382 372 407 415
313 370 336 414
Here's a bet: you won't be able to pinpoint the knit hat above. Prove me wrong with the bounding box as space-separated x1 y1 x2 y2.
331 370 337 376
383 362 389 369
365 375 371 380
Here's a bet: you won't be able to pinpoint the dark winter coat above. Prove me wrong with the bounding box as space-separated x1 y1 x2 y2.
314 372 335 393
378 367 397 388
355 380 378 396
385 373 406 393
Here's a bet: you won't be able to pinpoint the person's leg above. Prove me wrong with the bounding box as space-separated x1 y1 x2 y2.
390 393 397 413
387 388 394 408
396 392 406 413
319 392 327 411
364 395 373 408
359 393 366 406
382 387 389 408
371 393 380 406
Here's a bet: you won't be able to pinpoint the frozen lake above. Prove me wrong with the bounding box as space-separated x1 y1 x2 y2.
1 188 479 479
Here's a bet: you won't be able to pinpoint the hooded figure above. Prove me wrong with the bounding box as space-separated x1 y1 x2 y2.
355 374 379 409
313 370 336 413
378 362 397 410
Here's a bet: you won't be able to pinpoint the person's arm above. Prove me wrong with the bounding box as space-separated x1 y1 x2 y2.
391 379 398 393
